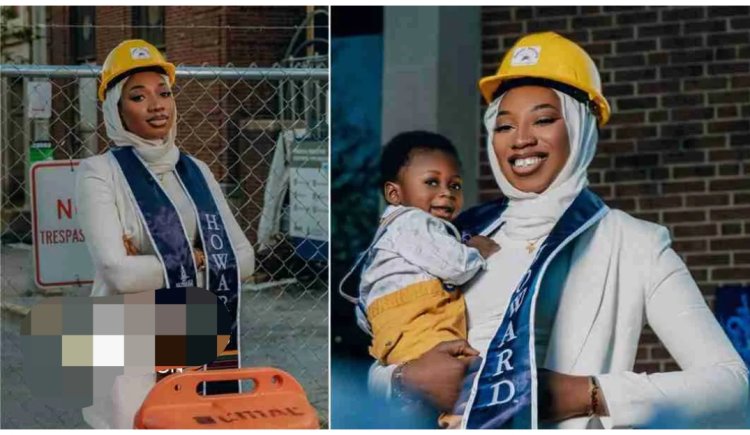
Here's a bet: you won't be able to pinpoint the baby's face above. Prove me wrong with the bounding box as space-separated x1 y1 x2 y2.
392 150 464 221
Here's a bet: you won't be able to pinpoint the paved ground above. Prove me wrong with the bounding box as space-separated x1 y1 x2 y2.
1 244 328 429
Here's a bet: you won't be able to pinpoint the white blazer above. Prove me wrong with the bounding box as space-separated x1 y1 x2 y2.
76 152 255 297
533 209 747 428
370 208 748 429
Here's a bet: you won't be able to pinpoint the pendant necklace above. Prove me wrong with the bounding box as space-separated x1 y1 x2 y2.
526 236 544 254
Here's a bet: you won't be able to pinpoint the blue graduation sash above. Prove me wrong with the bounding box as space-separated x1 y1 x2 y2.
458 189 608 429
111 147 241 377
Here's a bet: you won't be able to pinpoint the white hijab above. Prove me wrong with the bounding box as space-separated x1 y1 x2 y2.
103 74 179 175
483 89 599 240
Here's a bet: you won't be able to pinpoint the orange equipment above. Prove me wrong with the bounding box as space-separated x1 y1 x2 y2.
133 368 319 429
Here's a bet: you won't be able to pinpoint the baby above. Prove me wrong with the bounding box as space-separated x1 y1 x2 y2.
351 131 499 422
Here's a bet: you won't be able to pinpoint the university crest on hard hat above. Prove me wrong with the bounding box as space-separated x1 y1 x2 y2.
130 47 152 60
511 46 541 66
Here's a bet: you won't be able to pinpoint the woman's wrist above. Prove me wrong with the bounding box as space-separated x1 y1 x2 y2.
560 374 611 419
589 376 609 416
568 374 593 419
541 371 590 421
392 361 418 403
564 374 612 419
539 371 610 422
582 376 609 417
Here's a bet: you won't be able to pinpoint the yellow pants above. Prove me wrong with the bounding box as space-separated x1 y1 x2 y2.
367 278 467 365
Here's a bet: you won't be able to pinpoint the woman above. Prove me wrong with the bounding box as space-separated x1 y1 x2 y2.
368 32 748 429
76 39 254 428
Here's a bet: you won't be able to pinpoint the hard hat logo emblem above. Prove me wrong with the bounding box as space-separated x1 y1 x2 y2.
130 47 152 60
511 46 541 66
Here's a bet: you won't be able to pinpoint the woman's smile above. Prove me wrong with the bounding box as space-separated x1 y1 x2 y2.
509 152 549 176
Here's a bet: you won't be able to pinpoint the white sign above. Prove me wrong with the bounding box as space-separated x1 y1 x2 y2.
25 80 52 119
289 140 328 242
31 160 94 288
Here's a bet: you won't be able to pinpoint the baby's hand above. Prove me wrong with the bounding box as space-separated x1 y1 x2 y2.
467 235 500 259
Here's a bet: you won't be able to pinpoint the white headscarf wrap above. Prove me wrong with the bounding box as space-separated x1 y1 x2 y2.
103 74 179 175
483 89 599 240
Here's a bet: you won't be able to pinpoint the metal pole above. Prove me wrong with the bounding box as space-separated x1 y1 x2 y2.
0 64 328 80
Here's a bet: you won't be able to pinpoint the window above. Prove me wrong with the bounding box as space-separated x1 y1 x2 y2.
132 6 165 50
70 6 95 63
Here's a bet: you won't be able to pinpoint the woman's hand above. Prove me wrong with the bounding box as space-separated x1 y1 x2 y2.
122 235 138 255
399 340 480 412
467 235 501 259
194 248 205 270
537 368 608 422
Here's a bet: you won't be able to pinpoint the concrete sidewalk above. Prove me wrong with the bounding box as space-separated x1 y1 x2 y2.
2 243 91 316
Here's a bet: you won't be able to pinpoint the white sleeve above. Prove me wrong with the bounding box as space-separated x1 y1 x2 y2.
76 158 165 293
368 361 398 400
196 159 255 281
385 212 486 286
596 227 748 428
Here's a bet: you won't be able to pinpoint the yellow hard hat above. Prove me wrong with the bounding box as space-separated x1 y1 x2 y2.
479 32 610 126
98 39 176 101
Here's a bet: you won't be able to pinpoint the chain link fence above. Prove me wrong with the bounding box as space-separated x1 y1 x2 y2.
0 63 329 427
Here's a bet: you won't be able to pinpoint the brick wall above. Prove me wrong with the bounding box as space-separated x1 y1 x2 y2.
480 6 750 373
226 6 307 66
94 7 132 154
165 6 226 176
95 7 130 63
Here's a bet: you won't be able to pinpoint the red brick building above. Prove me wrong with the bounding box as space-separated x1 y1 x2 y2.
480 6 750 372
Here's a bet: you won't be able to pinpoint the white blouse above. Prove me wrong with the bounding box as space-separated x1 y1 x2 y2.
465 228 560 364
